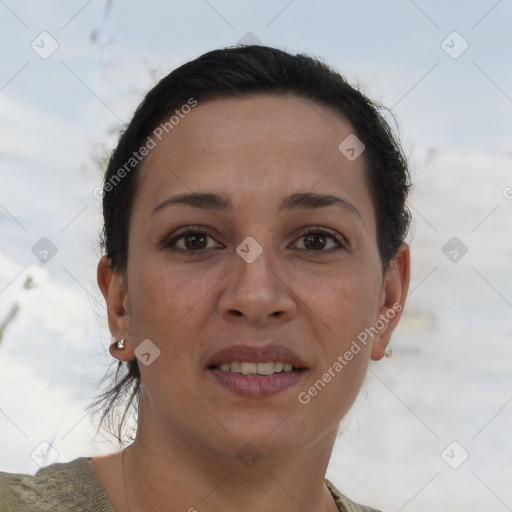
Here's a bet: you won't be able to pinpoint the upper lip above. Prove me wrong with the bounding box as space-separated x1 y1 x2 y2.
207 344 307 368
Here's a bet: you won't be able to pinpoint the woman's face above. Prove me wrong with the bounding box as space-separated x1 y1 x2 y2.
103 94 408 461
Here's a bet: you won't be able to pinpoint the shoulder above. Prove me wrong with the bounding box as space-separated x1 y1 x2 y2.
0 458 113 512
325 478 383 512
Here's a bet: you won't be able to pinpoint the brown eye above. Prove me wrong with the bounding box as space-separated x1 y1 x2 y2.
292 228 345 252
303 233 329 251
165 228 223 254
182 232 208 250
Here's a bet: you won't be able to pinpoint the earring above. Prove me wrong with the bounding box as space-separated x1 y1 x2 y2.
384 349 392 358
116 339 125 349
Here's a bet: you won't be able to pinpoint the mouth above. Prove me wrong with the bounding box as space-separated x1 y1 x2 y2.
212 361 303 375
206 344 308 397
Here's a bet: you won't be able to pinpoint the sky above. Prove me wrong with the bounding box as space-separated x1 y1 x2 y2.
0 1 511 511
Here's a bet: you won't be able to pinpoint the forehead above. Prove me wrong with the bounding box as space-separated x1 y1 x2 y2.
135 94 372 218
144 94 356 166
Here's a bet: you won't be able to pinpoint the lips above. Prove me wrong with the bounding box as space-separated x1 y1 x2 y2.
206 344 308 397
207 344 307 368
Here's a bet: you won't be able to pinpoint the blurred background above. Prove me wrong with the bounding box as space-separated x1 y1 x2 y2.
0 1 511 510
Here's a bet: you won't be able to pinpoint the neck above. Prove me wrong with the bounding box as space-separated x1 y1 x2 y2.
123 418 339 512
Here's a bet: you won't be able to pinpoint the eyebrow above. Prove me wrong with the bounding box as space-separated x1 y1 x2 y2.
153 191 362 221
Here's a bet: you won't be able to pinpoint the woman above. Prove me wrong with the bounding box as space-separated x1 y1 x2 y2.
0 45 410 511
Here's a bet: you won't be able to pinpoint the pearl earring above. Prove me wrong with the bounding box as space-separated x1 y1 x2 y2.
117 339 125 349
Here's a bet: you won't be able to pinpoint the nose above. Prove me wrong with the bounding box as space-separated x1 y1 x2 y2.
218 244 297 326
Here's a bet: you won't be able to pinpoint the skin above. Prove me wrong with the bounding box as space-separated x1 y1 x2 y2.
91 94 410 511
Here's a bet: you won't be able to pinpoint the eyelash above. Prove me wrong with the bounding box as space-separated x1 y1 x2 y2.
164 225 346 255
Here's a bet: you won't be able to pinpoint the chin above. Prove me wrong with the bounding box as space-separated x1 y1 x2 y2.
215 408 312 456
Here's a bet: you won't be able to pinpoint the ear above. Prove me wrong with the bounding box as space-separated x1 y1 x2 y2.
97 256 135 362
371 243 410 361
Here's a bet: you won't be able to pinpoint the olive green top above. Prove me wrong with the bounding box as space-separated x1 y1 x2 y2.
0 457 382 511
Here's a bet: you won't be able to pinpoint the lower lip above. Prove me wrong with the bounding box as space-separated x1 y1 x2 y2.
208 368 306 397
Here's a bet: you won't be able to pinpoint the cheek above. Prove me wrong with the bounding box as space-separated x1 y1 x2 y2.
127 263 207 402
291 258 380 405
294 282 376 432
292 258 381 340
128 259 223 351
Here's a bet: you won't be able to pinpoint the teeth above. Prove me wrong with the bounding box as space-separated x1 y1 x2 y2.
240 362 257 375
216 361 297 375
256 362 275 376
